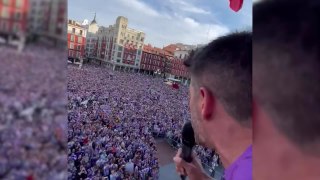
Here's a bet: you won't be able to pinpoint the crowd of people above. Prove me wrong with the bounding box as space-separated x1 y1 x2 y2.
67 62 220 179
0 45 67 179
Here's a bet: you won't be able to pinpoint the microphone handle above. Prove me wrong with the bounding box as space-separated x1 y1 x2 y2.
180 145 193 180
181 174 186 180
181 145 193 163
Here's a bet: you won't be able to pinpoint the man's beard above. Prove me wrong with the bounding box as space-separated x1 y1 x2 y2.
191 113 203 146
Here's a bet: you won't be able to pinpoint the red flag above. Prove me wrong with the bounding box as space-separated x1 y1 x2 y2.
229 0 243 12
27 174 34 180
172 83 179 89
83 137 89 144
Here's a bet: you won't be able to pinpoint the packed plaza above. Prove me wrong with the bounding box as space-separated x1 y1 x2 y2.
67 62 221 179
0 45 67 179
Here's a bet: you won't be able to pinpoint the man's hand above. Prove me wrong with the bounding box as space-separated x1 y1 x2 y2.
173 148 212 180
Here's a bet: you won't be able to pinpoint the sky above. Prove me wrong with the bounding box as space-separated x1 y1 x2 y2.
68 0 252 48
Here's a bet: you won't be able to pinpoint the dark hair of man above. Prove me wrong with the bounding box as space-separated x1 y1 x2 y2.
253 0 320 153
184 32 252 126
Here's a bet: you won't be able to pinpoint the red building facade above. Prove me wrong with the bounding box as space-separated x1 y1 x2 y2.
67 20 86 59
140 51 165 73
98 36 107 59
0 0 29 34
123 44 137 66
167 56 189 78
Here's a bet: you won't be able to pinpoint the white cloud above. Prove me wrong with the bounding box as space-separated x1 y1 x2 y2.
141 15 230 47
169 0 210 14
181 6 211 14
117 0 160 17
69 0 230 47
184 17 199 27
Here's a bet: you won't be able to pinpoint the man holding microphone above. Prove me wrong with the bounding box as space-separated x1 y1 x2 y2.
173 32 252 180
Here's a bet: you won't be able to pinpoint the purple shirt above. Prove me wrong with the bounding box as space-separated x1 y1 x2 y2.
224 145 252 180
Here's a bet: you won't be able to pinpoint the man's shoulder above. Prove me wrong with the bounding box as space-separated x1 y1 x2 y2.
225 145 252 180
231 155 252 180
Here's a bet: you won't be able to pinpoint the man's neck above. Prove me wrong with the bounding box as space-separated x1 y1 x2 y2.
211 123 252 168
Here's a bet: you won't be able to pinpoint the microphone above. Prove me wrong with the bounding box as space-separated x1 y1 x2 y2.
180 121 196 180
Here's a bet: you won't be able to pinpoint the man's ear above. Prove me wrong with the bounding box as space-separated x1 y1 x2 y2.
199 87 215 120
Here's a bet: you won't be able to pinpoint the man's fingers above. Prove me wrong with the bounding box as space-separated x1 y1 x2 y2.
174 156 187 175
176 166 186 176
173 156 191 171
174 148 199 176
175 148 182 157
173 156 184 165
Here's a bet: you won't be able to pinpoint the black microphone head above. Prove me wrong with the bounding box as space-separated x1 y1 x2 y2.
181 121 195 148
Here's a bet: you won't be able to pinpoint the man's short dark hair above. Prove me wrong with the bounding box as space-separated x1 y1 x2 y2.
184 32 252 126
253 0 320 152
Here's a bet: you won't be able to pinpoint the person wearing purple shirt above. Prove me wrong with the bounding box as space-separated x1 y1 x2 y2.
173 32 252 180
224 145 252 180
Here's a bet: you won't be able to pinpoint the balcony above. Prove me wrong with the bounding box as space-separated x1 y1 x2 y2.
67 30 84 36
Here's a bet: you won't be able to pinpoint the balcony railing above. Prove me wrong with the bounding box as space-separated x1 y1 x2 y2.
67 30 84 36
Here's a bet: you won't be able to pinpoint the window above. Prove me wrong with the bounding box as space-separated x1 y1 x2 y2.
15 12 21 20
1 7 9 18
0 21 7 31
141 37 144 42
80 30 83 35
70 43 74 49
78 37 82 43
16 0 23 8
2 0 9 6
72 28 75 33
117 52 122 58
78 45 81 50
13 23 20 32
71 35 74 42
118 46 123 51
120 39 124 44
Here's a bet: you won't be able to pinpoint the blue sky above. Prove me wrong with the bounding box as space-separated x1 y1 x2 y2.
69 0 252 47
